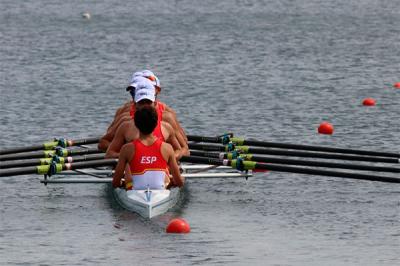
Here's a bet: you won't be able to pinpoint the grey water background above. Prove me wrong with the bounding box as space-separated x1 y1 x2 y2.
1 0 399 265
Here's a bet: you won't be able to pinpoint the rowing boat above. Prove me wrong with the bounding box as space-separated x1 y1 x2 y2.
113 187 181 219
39 163 252 219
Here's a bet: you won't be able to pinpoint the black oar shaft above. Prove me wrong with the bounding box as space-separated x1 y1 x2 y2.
0 137 100 155
188 150 400 173
0 148 102 161
0 159 117 177
188 143 399 164
188 135 399 158
181 156 400 183
0 144 47 155
258 163 400 183
0 154 106 169
0 166 39 177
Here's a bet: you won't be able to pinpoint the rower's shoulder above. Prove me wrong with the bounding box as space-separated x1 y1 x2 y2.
115 101 132 114
156 101 175 114
161 109 174 120
120 142 135 158
160 140 174 153
116 119 135 134
161 120 174 133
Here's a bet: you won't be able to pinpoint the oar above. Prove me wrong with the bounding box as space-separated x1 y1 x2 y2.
0 137 100 155
0 159 117 177
180 156 400 183
189 150 400 173
188 135 400 158
188 143 400 164
0 154 106 169
39 172 252 184
0 148 102 161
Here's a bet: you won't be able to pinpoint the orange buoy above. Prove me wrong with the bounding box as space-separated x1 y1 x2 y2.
394 82 400 88
362 98 376 106
318 122 334 135
166 218 190 234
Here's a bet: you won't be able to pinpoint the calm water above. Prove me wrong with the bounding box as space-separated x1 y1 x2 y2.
1 0 399 265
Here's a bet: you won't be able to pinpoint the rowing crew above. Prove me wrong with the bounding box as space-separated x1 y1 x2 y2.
98 70 187 189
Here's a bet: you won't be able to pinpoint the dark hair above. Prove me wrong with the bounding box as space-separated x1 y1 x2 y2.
134 105 158 134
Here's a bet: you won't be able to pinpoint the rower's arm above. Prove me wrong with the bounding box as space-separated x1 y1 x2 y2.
164 106 188 141
163 112 189 157
175 128 189 157
108 113 131 134
106 122 129 158
98 131 113 151
99 102 132 151
163 123 184 160
163 143 184 187
99 115 131 151
112 143 134 188
106 103 129 130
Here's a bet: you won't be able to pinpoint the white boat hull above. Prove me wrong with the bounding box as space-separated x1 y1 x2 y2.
112 187 180 219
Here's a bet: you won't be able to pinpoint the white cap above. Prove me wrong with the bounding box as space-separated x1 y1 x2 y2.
126 76 149 91
127 70 161 90
134 81 156 103
141 70 161 88
130 71 144 82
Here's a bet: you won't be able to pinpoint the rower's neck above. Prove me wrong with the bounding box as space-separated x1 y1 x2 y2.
138 133 156 145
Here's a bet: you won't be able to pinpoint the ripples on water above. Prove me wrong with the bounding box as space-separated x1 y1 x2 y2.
1 0 399 265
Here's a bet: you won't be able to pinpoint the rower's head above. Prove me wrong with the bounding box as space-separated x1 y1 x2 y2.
133 79 156 109
126 70 161 94
134 105 158 135
126 76 149 94
141 70 161 92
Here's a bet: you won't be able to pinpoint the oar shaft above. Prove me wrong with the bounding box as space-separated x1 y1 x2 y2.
188 135 400 158
0 148 102 161
188 150 400 173
181 156 400 183
188 143 400 164
0 158 117 177
0 137 100 155
0 166 39 177
0 154 106 169
258 162 400 183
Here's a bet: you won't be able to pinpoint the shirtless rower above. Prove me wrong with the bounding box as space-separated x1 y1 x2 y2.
98 70 188 155
112 105 184 190
105 79 186 160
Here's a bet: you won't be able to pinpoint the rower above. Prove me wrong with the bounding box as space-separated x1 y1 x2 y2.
112 105 184 189
105 79 185 159
98 70 188 155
